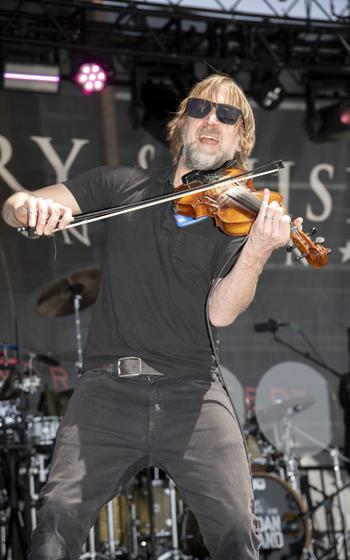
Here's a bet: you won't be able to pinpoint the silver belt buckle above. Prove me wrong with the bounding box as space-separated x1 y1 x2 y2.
117 356 142 377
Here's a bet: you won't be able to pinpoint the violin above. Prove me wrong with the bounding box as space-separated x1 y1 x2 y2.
174 164 330 269
17 160 330 268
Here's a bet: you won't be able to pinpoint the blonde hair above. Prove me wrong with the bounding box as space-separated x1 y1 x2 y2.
167 74 255 168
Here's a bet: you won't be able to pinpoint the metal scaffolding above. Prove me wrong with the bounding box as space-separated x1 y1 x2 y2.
0 0 349 98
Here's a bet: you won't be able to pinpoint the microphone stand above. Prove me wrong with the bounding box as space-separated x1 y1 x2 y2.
69 284 84 374
272 333 343 380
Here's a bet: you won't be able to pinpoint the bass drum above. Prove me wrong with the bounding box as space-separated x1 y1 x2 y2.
180 473 311 559
253 473 311 559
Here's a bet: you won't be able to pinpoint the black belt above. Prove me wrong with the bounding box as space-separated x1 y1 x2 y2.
100 357 164 378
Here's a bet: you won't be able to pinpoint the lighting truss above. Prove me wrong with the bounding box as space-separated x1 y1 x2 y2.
139 0 350 23
0 0 349 99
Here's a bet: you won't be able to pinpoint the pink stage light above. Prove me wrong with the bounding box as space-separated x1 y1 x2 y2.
340 106 350 125
75 63 107 94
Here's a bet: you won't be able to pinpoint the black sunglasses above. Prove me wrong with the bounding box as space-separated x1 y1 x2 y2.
186 97 245 127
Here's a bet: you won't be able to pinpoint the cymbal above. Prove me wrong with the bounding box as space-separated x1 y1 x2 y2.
258 396 315 425
37 269 101 318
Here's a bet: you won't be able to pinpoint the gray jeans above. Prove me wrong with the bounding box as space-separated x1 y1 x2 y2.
28 369 260 559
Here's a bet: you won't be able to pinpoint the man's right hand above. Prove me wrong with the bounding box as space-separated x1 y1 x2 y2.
3 191 74 235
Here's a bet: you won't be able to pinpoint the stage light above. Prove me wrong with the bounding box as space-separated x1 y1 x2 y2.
340 104 350 125
252 74 286 110
3 62 60 93
307 99 350 142
75 63 107 94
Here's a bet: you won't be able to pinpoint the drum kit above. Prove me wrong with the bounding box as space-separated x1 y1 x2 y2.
0 270 349 559
0 268 100 559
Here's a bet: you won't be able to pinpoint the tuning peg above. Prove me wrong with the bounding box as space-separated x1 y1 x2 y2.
286 241 294 253
307 227 317 237
295 255 306 262
315 236 325 244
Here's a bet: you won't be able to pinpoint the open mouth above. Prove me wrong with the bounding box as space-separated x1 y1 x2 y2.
199 134 219 145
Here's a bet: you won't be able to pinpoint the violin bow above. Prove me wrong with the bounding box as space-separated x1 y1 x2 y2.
17 160 284 238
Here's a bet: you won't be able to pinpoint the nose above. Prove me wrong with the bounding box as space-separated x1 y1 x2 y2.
204 107 219 125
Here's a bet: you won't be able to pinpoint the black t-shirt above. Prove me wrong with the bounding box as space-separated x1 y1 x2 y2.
64 166 246 377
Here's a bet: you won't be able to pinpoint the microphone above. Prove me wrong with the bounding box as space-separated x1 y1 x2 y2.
254 318 290 333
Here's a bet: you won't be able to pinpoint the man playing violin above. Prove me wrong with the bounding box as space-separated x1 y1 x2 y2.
2 74 298 560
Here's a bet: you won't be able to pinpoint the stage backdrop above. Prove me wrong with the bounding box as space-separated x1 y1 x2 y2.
0 82 349 452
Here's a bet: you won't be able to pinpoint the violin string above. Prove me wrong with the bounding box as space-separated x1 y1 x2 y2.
230 192 324 262
226 185 262 213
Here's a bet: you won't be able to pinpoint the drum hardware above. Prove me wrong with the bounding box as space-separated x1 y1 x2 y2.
257 397 316 492
156 477 188 560
25 415 61 447
24 453 50 532
14 451 350 560
19 353 41 396
0 369 21 402
96 495 128 558
80 528 100 559
245 417 281 473
254 320 346 451
19 352 59 396
0 400 24 445
258 396 315 427
255 399 347 559
36 269 101 318
261 399 313 467
0 468 9 559
329 449 348 532
279 414 302 493
36 268 101 374
0 443 30 560
292 426 350 560
129 499 140 558
298 479 350 560
0 351 60 416
0 509 7 559
106 500 118 556
80 527 121 560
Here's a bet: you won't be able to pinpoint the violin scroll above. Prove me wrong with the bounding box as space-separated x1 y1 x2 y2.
289 226 330 268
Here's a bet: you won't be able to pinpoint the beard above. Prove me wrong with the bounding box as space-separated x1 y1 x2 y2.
180 122 236 171
181 140 227 171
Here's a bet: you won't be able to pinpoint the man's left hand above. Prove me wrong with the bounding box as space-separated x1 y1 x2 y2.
246 188 302 261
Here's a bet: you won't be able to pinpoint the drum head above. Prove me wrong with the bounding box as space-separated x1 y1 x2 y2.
253 473 311 559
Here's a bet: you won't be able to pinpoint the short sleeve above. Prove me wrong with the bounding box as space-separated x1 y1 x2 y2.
63 166 147 213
